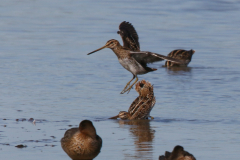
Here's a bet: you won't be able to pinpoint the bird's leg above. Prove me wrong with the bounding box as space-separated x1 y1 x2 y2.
125 76 138 94
120 75 135 94
109 115 119 119
148 116 154 119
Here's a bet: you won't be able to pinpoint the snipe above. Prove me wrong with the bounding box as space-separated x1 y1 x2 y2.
118 21 195 67
88 22 184 94
109 80 156 120
164 49 195 67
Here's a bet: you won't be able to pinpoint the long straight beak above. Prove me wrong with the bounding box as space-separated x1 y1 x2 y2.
191 49 195 54
87 45 107 55
109 115 119 119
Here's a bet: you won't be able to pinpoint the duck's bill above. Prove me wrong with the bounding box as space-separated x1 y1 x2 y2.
87 45 107 55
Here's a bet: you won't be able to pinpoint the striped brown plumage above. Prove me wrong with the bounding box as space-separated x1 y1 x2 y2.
128 79 155 120
165 49 195 67
109 80 156 120
88 39 183 94
117 21 140 51
116 21 195 67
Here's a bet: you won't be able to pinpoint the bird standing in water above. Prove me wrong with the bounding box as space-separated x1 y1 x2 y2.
109 80 156 120
164 49 195 67
87 22 184 94
61 120 102 160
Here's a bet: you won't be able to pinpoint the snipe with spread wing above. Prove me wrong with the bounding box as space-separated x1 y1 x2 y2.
118 21 196 67
87 22 183 94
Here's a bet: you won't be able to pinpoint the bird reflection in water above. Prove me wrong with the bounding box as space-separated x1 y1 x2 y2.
164 66 192 76
117 119 155 160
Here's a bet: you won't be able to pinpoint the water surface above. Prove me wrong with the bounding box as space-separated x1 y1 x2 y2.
0 0 240 160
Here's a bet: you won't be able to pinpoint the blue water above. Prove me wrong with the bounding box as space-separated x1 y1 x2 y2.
0 0 240 160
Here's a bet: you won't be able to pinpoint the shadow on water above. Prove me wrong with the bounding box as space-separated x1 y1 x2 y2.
112 119 155 159
153 117 225 124
163 66 192 75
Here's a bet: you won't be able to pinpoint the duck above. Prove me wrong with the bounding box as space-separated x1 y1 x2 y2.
117 21 195 67
159 145 196 160
61 120 102 160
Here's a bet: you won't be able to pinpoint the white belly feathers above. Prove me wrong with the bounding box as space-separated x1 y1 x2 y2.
118 58 147 75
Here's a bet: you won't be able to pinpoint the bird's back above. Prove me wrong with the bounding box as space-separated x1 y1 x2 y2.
128 96 156 120
165 49 195 66
61 128 102 160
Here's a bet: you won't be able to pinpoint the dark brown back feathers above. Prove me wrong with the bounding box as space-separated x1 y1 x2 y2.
117 21 140 51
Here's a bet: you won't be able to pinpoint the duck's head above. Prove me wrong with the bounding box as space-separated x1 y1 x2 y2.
79 120 97 138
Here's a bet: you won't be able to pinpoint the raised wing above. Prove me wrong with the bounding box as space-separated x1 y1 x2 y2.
117 21 140 51
129 51 186 65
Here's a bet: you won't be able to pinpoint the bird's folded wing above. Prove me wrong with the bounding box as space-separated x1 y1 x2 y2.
129 51 185 64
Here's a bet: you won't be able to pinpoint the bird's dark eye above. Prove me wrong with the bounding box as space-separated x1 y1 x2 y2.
140 83 144 88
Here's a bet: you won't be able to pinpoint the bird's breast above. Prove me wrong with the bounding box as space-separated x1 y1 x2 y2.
118 58 147 75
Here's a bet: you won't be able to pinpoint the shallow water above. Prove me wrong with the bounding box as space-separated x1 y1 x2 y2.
0 0 240 160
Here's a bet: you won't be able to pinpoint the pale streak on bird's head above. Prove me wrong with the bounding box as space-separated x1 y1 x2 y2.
105 39 120 49
109 111 130 120
118 111 131 120
87 39 120 55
